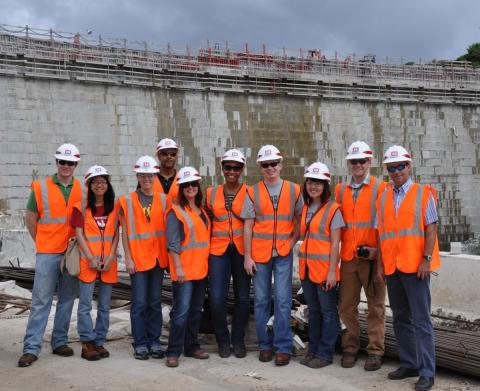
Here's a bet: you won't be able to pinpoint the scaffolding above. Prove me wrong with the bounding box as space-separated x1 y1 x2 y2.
1 24 479 104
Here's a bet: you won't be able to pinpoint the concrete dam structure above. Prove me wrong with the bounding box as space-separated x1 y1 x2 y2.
1 26 480 250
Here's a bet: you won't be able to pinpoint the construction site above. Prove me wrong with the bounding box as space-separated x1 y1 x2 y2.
0 25 479 390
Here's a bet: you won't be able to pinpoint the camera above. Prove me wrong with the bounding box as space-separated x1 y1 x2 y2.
357 246 370 259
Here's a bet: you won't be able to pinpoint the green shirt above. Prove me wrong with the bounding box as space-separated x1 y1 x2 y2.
26 174 76 213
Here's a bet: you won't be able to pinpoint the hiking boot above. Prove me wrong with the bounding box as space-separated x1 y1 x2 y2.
364 354 383 371
185 349 209 359
341 352 357 368
94 344 110 358
218 344 231 358
300 353 314 366
259 349 273 362
306 357 332 369
233 344 247 358
81 341 101 361
134 349 150 360
18 353 38 368
166 356 179 367
52 345 74 357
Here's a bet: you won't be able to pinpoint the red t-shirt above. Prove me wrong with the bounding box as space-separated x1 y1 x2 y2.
71 205 107 231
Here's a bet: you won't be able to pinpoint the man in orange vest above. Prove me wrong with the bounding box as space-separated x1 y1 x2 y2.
18 143 85 368
376 145 440 391
242 145 303 366
335 141 387 371
153 138 180 201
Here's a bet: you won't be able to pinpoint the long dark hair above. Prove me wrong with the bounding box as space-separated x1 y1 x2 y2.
178 181 203 209
87 175 115 216
302 179 331 206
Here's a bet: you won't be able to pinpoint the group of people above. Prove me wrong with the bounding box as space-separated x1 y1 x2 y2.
17 137 440 391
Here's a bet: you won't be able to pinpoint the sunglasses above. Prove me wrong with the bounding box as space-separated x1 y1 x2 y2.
160 151 177 157
350 159 367 165
183 182 200 188
222 164 243 172
137 173 155 179
261 161 280 169
57 160 76 166
387 163 408 173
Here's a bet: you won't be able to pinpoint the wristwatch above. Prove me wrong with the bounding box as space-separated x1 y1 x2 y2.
423 255 432 262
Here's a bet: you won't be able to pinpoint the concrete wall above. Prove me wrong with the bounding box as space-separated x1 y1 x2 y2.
1 76 480 245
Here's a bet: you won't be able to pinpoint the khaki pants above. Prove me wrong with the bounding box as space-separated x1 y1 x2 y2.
338 258 386 356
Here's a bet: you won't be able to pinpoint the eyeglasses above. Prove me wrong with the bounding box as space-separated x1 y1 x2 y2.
160 151 177 157
349 159 367 165
387 163 408 173
91 180 108 186
222 164 243 172
57 160 76 166
260 161 280 169
183 182 199 188
137 173 155 179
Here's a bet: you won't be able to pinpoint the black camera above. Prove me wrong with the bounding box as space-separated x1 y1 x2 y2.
357 246 370 258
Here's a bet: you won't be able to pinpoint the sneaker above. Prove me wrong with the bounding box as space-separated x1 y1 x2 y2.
150 348 165 359
94 344 110 358
52 345 74 357
134 349 150 360
18 353 38 368
364 354 383 371
81 341 101 361
341 352 357 368
233 344 247 358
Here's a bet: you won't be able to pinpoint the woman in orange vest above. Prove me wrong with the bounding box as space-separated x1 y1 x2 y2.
298 162 344 369
119 156 170 360
165 166 211 368
71 165 119 361
205 149 250 359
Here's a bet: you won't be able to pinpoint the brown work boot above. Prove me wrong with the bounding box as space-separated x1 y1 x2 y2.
52 345 74 357
18 353 38 368
274 352 290 366
341 352 357 368
94 344 110 358
259 349 273 362
185 349 209 359
166 356 179 367
364 354 384 371
81 341 101 361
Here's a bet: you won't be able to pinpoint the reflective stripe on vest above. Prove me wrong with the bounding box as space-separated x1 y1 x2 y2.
379 184 424 241
252 181 296 222
298 251 330 261
125 193 166 240
209 186 230 222
302 201 335 260
176 207 209 251
38 179 86 224
213 229 244 238
340 180 379 229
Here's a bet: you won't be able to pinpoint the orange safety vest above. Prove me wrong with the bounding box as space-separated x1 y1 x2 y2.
376 182 440 275
32 176 85 253
153 173 179 203
298 201 341 283
74 201 120 283
250 180 301 263
119 191 170 272
206 184 248 256
168 205 211 281
335 177 388 261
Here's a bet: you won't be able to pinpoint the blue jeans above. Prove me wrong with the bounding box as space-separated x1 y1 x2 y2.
208 245 251 347
166 278 207 357
386 271 436 377
302 272 340 361
129 264 164 352
253 252 293 354
23 252 79 355
77 280 113 346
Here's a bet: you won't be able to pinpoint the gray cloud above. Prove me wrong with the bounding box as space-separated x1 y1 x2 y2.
1 0 479 61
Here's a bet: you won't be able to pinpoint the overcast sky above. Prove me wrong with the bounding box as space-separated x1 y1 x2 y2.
1 0 479 62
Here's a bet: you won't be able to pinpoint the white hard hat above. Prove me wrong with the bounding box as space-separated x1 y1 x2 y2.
383 145 412 164
304 162 331 183
221 149 246 165
84 165 110 182
134 156 160 173
156 138 179 151
256 144 283 163
55 143 80 162
177 166 202 185
345 141 373 160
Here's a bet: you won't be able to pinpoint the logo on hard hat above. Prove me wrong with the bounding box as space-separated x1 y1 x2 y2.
95 167 102 172
143 162 150 167
232 152 238 156
265 150 272 155
352 147 359 153
165 140 171 145
185 171 190 177
65 150 72 156
391 151 398 157
313 167 320 173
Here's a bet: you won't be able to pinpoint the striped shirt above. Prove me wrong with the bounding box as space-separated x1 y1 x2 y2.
374 178 438 228
348 173 371 204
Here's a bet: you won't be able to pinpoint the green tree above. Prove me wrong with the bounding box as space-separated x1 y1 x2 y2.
457 43 480 67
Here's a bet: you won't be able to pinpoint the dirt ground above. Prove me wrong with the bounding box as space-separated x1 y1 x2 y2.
0 316 478 391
